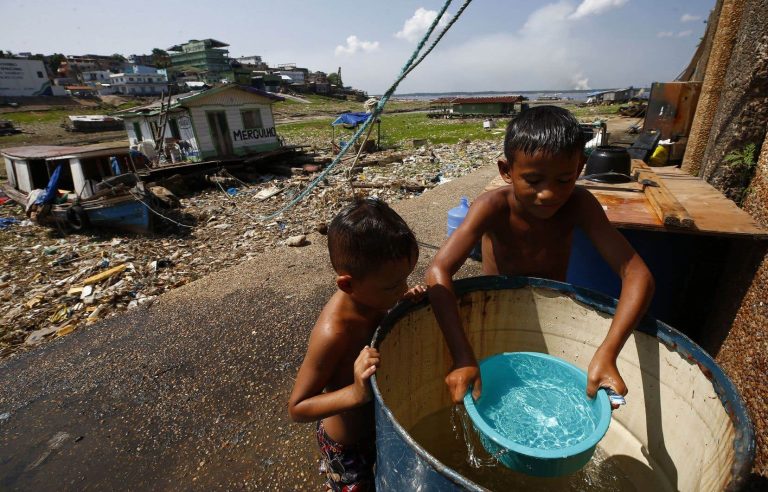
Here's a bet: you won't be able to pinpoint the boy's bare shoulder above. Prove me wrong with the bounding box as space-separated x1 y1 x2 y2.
473 186 514 215
311 293 353 344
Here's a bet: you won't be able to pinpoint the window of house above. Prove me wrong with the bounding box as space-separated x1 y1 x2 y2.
37 71 44 78
80 157 112 181
133 122 143 141
129 77 134 82
168 118 181 140
241 109 263 129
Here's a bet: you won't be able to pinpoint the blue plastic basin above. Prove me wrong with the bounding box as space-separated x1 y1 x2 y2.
463 352 612 477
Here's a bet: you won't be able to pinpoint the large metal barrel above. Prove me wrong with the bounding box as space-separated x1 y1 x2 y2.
371 276 754 491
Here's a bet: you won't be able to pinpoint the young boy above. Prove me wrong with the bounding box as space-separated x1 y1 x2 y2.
288 198 425 492
426 106 655 407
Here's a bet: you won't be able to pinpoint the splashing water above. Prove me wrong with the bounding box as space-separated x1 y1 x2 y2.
409 406 639 491
478 356 599 450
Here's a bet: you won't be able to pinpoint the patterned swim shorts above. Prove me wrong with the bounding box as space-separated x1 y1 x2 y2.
316 420 376 492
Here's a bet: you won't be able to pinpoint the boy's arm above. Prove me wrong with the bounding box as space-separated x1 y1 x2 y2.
288 326 379 423
576 189 655 402
426 195 497 403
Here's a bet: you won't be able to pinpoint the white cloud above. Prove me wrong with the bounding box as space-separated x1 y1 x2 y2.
657 30 692 39
569 0 628 20
681 14 701 22
395 7 449 43
405 2 593 91
334 35 380 56
572 72 590 90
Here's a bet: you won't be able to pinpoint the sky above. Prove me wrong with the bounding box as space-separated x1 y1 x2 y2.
0 0 712 94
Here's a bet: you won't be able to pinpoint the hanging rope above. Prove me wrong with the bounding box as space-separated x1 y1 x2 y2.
257 0 473 221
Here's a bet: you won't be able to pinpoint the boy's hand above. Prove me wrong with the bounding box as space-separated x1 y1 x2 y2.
402 285 427 302
446 365 482 404
587 350 628 410
353 346 380 404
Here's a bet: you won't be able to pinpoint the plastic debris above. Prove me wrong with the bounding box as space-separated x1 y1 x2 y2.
0 139 499 358
0 218 20 230
56 324 76 337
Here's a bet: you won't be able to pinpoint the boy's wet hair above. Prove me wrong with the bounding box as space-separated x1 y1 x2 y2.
504 105 585 161
328 198 417 278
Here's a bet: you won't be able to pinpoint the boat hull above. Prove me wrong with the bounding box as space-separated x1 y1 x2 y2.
81 197 152 234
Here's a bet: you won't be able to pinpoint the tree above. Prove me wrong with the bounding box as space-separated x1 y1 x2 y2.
151 48 170 68
47 53 66 74
112 53 126 61
327 72 342 86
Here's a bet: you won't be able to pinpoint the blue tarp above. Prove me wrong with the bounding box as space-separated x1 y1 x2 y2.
0 218 20 230
110 156 122 176
35 163 63 205
331 112 372 127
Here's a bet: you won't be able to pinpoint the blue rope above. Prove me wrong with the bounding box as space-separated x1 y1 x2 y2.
258 0 473 221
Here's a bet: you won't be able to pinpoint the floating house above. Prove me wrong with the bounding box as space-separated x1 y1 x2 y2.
1 142 157 233
115 84 284 163
428 95 526 118
586 87 648 105
67 115 124 132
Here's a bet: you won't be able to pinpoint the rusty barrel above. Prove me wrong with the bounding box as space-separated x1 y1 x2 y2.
371 276 754 491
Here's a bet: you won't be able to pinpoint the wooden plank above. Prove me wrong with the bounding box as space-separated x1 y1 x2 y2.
82 264 127 285
635 168 694 228
646 165 768 238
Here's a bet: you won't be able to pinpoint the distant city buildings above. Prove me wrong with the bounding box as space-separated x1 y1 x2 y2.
107 72 168 96
0 39 367 100
168 39 231 84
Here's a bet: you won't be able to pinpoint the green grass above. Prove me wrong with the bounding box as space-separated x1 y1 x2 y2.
379 113 505 146
569 104 622 118
277 112 505 148
272 94 428 119
1 109 74 124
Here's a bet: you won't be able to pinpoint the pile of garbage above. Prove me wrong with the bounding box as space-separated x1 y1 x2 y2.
0 139 501 358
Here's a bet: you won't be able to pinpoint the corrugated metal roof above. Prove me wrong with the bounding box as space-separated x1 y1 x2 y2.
1 142 128 160
115 85 284 117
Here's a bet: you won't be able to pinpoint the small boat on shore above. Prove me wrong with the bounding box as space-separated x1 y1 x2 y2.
1 142 159 234
67 115 125 133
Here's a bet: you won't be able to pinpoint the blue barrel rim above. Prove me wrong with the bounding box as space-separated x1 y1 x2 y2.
463 352 612 461
370 275 755 491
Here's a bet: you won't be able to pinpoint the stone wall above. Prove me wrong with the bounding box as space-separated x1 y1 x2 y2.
716 131 768 477
700 0 768 201
682 0 748 175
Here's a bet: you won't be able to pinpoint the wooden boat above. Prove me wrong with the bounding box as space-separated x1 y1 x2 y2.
66 115 124 133
1 142 156 234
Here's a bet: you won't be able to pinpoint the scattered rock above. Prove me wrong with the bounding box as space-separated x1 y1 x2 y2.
285 235 309 247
